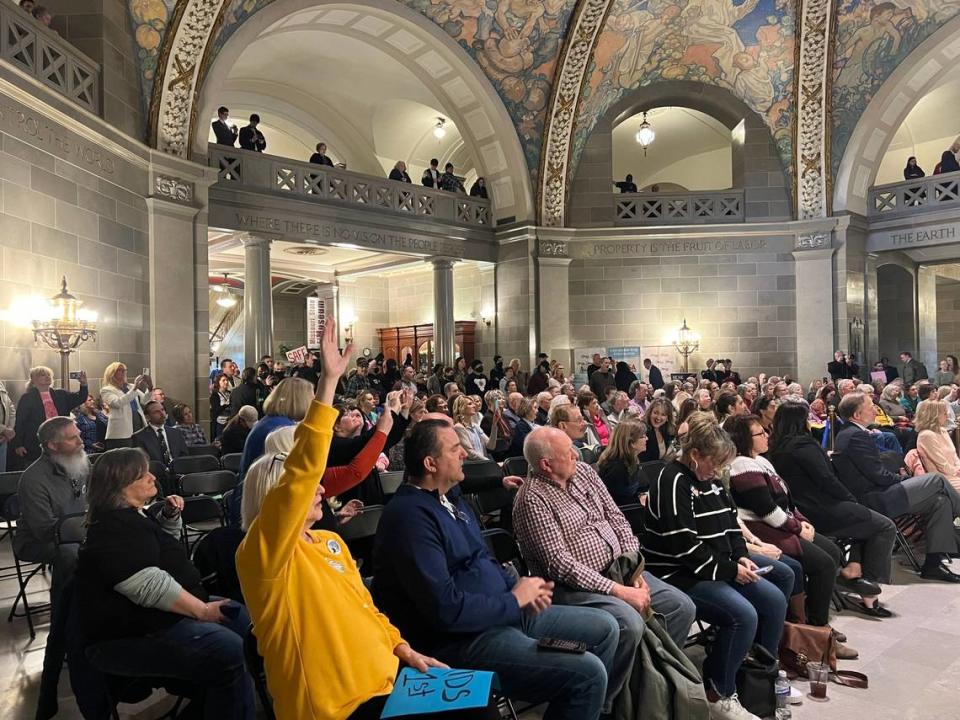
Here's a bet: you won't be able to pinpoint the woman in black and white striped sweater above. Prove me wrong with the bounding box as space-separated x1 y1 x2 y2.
644 412 788 720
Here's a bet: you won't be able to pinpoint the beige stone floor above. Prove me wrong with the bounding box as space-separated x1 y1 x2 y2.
1 542 959 719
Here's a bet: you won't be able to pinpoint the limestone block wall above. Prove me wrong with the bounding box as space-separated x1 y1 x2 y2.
0 105 150 402
936 280 960 358
386 264 495 363
876 264 917 363
495 239 536 370
567 251 798 379
50 0 145 139
338 276 390 357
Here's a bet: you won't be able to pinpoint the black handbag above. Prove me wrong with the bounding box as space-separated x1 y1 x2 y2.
735 644 778 717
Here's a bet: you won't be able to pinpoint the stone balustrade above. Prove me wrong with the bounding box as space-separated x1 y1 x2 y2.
208 145 492 229
0 1 100 114
868 171 960 219
613 189 745 225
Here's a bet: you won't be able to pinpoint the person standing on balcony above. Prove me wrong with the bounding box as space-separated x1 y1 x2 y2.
614 174 637 193
421 158 441 187
470 177 488 198
239 114 266 153
940 140 960 174
439 162 465 193
309 142 334 166
389 161 411 183
211 106 238 146
903 156 925 180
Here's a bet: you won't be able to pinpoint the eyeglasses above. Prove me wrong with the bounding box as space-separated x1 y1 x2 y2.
751 430 767 437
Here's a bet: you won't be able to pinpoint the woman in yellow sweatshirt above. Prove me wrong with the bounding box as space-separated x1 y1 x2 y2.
236 320 446 720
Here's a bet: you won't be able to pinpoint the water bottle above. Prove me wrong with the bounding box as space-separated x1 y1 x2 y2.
775 670 792 719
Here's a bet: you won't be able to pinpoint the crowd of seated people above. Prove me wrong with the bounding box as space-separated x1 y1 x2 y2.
10 329 960 720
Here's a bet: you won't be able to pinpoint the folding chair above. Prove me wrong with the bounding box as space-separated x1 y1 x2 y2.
2 494 50 638
180 470 238 497
378 470 404 501
244 625 276 720
639 460 666 490
460 461 504 494
171 455 221 476
617 502 646 537
502 456 529 478
470 485 516 532
0 471 21 549
56 513 87 546
481 528 527 577
338 504 385 576
893 525 922 572
220 453 243 473
180 495 226 552
187 444 219 457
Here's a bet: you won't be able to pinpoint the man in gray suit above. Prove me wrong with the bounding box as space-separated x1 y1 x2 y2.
898 351 928 386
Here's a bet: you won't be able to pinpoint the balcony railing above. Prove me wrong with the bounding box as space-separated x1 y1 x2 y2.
208 145 491 228
614 189 744 225
868 171 960 218
0 1 100 114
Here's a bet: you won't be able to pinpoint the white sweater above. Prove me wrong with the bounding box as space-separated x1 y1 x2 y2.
101 384 147 440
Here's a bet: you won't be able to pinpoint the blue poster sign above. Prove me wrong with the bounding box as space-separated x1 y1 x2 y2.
380 668 496 718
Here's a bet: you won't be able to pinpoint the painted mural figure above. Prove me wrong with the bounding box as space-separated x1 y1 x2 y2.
836 2 903 84
679 0 760 81
614 2 681 88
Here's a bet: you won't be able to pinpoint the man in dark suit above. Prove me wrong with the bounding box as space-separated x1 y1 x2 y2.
421 158 440 187
643 358 664 390
309 142 334 166
701 358 718 383
211 106 238 146
833 392 960 582
238 114 266 152
133 401 189 466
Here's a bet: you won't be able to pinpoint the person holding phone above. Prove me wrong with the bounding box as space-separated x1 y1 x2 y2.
100 362 149 449
12 366 88 467
643 412 788 720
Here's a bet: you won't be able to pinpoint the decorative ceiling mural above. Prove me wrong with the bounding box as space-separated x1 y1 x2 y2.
831 0 960 176
570 0 797 179
131 0 578 184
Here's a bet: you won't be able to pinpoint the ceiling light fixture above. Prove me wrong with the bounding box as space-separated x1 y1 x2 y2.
635 111 655 155
433 117 447 140
216 273 237 308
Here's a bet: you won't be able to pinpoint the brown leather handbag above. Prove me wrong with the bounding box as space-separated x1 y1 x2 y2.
778 622 868 689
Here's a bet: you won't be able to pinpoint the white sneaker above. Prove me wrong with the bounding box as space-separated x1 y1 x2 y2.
789 685 803 704
707 693 761 720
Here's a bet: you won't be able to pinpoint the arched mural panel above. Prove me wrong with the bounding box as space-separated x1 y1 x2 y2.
569 0 797 178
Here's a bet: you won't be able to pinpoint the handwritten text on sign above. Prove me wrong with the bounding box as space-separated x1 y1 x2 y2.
380 668 495 718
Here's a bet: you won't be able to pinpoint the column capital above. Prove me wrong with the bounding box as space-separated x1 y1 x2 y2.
791 247 835 262
430 257 457 270
239 231 280 247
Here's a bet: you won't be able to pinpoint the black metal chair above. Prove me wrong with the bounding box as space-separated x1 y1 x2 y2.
481 528 527 577
56 513 88 546
187 444 219 457
617 502 646 537
502 456 529 478
639 460 666 489
378 470 404 501
579 445 601 465
171 455 221 476
180 470 238 497
244 625 276 720
0 470 21 550
460 461 504 494
338 504 385 576
180 495 226 551
220 453 243 473
2 494 50 638
470 484 516 532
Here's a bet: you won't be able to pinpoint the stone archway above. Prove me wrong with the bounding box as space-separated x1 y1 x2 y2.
834 17 960 217
149 0 534 223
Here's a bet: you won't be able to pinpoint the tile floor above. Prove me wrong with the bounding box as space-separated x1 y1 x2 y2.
1 545 958 719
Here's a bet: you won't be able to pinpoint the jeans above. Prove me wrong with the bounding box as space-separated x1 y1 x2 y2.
645 571 697 647
87 602 255 720
438 605 619 720
685 563 788 697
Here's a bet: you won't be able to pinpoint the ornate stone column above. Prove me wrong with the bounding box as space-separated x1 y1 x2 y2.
793 233 836 384
242 233 274 365
433 258 456 368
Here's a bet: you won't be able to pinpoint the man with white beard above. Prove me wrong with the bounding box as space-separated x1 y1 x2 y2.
16 416 89 567
18 416 90 719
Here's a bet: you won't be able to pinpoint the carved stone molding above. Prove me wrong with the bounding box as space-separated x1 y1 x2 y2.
152 0 227 158
795 231 831 250
154 175 194 203
539 0 614 227
538 241 569 258
794 0 833 220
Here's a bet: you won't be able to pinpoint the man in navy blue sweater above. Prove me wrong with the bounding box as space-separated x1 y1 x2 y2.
372 419 619 720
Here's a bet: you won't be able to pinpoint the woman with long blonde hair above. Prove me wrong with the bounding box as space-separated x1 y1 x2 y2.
100 362 149 449
914 400 960 493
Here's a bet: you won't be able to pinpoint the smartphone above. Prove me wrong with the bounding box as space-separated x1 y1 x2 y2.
537 637 587 654
754 565 774 575
220 601 241 620
142 368 150 376
69 371 83 380
493 398 500 411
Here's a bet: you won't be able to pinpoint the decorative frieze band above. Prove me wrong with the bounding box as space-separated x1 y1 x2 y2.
795 231 831 250
539 0 614 228
794 0 833 220
538 241 570 258
154 175 194 203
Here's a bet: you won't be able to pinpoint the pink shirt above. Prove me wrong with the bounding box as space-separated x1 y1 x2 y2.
39 390 58 420
592 414 610 446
